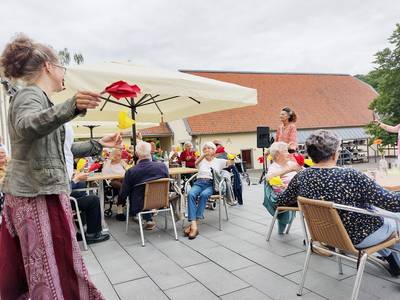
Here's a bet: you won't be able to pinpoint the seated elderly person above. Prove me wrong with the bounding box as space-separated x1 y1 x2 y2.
277 130 400 276
213 139 228 159
169 145 181 167
267 142 302 193
71 172 110 244
179 141 196 168
185 142 233 239
118 141 169 229
102 149 129 221
266 142 302 234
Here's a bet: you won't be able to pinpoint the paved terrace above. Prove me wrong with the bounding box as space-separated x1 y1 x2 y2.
83 177 400 300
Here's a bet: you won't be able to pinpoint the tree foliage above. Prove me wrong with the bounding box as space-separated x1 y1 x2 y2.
357 24 400 146
58 48 84 66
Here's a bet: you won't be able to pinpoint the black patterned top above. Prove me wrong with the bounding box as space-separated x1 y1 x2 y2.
276 167 400 245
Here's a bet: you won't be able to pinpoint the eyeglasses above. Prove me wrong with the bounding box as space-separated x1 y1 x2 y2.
52 63 67 74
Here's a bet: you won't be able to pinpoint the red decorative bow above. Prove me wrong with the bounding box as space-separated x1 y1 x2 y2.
89 162 101 172
104 80 141 99
292 153 305 166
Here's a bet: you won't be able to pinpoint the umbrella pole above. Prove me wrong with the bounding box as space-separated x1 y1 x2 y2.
131 98 136 149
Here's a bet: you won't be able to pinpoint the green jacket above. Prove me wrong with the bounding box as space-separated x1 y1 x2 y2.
1 85 102 197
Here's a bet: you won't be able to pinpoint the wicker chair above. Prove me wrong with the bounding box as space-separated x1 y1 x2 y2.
297 196 400 300
126 178 178 247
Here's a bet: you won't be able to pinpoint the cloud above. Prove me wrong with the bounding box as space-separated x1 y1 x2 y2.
0 0 399 74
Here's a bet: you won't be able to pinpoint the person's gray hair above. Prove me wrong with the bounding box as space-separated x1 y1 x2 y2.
135 141 152 159
269 142 288 160
202 141 216 151
305 130 341 163
184 141 192 147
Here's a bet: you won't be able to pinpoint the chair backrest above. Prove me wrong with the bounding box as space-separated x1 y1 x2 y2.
297 196 358 253
143 178 170 210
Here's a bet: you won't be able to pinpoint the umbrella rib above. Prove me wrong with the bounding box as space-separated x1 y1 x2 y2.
135 94 149 106
136 95 180 107
99 96 132 109
136 94 160 107
189 97 201 104
99 95 111 111
151 96 163 115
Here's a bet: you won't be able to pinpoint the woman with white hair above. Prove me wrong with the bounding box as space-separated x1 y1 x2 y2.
267 142 302 193
265 142 302 234
185 142 233 239
179 141 196 168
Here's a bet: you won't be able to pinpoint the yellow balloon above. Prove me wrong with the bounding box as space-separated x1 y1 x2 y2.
118 111 135 129
76 158 87 172
304 158 314 166
227 153 235 160
268 176 283 187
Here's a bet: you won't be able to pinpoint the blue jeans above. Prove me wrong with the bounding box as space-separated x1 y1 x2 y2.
188 179 213 222
356 215 400 264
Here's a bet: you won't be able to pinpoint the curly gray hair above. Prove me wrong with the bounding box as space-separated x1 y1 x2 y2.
305 130 341 163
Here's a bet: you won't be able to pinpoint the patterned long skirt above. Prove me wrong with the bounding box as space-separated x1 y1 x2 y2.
0 193 105 300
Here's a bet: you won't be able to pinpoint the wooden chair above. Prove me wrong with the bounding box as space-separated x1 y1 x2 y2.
125 178 178 247
297 196 400 300
70 196 88 251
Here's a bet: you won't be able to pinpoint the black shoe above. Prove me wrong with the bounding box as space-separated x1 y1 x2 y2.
385 254 400 277
116 213 126 221
76 232 83 241
85 232 110 245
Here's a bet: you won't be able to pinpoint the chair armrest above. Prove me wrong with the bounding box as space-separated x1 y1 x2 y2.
333 203 400 235
184 173 198 193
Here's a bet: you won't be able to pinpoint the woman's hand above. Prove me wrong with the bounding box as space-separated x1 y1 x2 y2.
288 163 302 173
100 133 122 148
73 172 89 183
75 91 101 110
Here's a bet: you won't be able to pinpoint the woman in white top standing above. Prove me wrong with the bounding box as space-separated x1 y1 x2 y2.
185 142 232 239
102 149 129 220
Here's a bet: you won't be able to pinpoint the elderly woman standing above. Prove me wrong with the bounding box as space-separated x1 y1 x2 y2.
0 35 121 299
276 106 298 152
185 142 232 239
277 130 400 276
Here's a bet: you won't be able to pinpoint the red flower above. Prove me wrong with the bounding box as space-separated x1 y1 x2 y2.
104 80 141 99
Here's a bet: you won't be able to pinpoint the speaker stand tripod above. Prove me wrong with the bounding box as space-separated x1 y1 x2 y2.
258 147 267 184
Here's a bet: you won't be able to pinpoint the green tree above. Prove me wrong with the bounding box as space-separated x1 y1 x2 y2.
58 48 84 66
359 23 400 146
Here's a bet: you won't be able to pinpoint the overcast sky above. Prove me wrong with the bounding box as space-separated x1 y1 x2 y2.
1 0 399 75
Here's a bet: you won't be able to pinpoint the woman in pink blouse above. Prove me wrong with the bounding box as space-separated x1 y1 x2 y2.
276 107 298 152
376 121 400 161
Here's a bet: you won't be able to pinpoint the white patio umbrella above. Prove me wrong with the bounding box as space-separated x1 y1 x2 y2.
53 62 257 144
71 120 157 139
